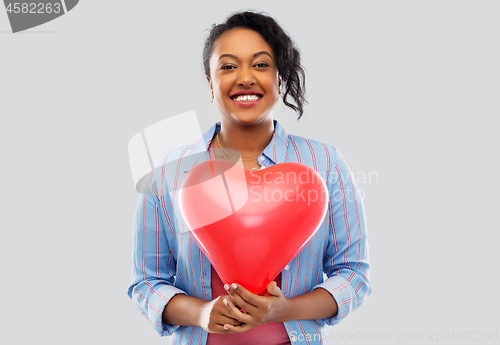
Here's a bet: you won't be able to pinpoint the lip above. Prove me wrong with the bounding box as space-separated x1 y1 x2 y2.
230 95 263 108
230 90 264 98
229 90 264 108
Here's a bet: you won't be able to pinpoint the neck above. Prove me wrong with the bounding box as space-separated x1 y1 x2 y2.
216 117 275 159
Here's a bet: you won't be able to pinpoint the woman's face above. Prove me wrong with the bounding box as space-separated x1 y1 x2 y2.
208 28 280 125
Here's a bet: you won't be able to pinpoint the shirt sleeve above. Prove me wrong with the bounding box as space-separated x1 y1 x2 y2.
127 174 187 336
312 147 372 325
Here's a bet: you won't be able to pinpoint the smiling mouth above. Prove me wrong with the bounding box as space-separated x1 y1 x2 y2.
230 94 263 102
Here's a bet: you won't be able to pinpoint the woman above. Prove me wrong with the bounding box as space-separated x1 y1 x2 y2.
128 10 371 345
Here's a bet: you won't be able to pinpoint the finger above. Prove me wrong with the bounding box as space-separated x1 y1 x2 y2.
223 322 253 334
214 324 236 334
224 284 258 313
219 311 242 325
225 283 260 309
223 298 252 324
216 297 242 320
220 294 242 310
266 281 283 297
218 315 243 327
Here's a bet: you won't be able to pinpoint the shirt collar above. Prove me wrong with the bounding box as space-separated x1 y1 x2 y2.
192 119 289 165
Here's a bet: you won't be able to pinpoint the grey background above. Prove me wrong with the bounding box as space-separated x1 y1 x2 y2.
1 1 498 344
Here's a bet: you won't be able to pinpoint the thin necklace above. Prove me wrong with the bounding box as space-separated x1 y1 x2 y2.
216 132 262 171
216 132 260 161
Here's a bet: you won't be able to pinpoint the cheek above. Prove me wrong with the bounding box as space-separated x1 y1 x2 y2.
262 75 279 93
214 76 232 96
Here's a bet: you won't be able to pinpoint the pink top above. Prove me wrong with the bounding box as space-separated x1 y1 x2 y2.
206 141 291 345
206 266 291 345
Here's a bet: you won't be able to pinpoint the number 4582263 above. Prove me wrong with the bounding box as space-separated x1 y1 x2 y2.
6 3 61 14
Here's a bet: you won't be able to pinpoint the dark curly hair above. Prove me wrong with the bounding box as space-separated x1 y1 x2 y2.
203 10 307 121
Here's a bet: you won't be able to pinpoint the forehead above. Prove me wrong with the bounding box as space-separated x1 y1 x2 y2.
211 28 274 60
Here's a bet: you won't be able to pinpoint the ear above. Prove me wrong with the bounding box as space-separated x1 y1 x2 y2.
206 76 212 89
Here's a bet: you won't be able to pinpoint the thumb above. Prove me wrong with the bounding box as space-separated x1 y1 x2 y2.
267 281 281 296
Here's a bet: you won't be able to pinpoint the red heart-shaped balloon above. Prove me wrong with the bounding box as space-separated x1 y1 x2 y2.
179 160 328 294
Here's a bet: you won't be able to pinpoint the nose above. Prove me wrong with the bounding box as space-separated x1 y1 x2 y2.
236 66 256 87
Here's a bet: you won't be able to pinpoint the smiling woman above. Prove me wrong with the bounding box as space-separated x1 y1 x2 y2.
208 29 279 120
128 10 372 345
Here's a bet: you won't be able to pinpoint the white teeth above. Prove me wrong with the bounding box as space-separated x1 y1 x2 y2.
232 94 262 102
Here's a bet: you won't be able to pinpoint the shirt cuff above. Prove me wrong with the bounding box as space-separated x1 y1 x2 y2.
148 284 187 336
312 274 357 325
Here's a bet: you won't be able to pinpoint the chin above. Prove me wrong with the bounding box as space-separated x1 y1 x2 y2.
232 114 267 125
232 108 273 122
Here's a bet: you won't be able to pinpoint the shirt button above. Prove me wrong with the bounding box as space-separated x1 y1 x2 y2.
284 265 289 270
260 156 265 161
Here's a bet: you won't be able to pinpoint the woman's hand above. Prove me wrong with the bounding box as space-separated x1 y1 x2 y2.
221 281 293 333
198 295 243 334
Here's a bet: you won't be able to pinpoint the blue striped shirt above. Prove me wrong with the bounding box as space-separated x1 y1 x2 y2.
128 119 372 344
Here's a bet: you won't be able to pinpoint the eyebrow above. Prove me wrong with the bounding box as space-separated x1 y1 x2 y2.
218 51 273 61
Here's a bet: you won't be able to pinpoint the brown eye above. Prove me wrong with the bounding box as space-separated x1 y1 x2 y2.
221 65 235 70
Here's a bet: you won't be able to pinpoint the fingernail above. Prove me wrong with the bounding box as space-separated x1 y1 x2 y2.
224 284 229 291
223 298 228 306
231 283 237 289
224 326 228 330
